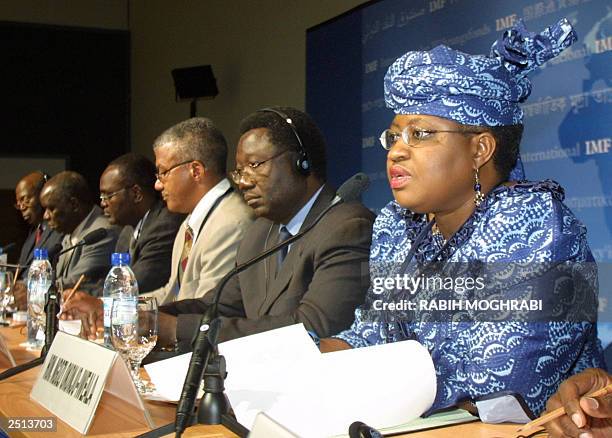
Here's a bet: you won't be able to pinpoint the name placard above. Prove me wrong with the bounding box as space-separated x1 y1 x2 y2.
0 331 16 368
30 331 153 434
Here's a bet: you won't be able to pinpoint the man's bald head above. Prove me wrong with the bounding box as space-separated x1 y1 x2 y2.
40 171 94 234
15 171 48 226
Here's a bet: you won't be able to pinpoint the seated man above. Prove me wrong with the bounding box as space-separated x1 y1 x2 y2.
145 117 254 304
65 108 374 348
40 171 120 296
158 107 375 347
99 153 184 293
321 18 604 418
13 171 62 308
61 117 254 323
15 171 63 270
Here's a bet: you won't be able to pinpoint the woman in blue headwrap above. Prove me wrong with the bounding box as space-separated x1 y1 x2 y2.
322 18 605 417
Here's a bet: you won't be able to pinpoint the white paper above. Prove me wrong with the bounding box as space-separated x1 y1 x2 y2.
219 324 436 437
58 319 82 335
144 324 317 403
144 324 437 437
144 352 193 402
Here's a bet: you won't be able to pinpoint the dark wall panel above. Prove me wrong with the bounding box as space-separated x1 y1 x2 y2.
0 21 130 192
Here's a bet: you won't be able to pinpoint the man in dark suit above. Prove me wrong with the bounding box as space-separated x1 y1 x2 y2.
12 171 63 309
40 171 120 296
15 172 63 271
159 107 375 348
99 153 184 293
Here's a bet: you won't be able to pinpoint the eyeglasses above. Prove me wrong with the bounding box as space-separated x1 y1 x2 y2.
99 187 128 202
155 160 195 182
230 149 289 184
379 127 483 150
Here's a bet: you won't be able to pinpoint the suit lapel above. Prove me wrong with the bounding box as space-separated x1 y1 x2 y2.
135 200 162 256
258 184 335 315
56 207 97 280
38 226 54 248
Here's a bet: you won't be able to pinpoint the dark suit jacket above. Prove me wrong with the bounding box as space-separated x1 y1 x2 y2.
115 200 185 294
18 221 63 278
163 184 375 347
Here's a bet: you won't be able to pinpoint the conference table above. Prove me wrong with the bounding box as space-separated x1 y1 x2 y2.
0 325 542 437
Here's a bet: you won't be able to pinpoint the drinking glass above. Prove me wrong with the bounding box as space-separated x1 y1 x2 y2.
0 270 14 325
110 296 158 393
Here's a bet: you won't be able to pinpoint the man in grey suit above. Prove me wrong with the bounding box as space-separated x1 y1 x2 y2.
159 107 374 348
99 153 184 293
40 171 120 296
12 171 63 309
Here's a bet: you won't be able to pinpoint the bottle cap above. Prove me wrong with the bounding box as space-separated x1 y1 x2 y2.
111 252 130 266
34 247 49 260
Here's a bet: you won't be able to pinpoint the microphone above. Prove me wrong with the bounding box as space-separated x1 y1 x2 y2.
331 172 370 204
173 173 370 437
349 421 384 438
81 228 108 245
47 243 62 263
55 228 108 259
41 284 60 357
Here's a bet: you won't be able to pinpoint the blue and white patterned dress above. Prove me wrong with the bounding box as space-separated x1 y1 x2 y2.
335 180 605 415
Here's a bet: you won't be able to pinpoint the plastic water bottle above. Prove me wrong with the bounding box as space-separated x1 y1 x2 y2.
102 253 139 346
26 248 53 348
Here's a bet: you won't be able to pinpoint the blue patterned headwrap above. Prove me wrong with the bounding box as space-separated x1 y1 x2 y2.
384 18 577 180
385 18 577 125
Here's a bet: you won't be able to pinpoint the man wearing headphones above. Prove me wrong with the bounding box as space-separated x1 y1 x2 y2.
158 107 375 348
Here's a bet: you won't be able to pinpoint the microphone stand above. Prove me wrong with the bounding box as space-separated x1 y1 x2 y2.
140 200 345 438
0 284 59 381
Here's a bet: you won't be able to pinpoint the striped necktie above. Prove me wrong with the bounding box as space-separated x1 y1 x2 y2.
178 225 194 283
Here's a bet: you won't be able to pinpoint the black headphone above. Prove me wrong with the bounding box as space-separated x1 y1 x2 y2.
257 107 311 175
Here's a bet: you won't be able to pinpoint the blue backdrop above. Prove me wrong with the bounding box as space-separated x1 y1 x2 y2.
307 0 612 345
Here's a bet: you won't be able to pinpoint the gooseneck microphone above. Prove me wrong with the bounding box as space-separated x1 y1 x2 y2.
172 173 370 438
55 228 108 259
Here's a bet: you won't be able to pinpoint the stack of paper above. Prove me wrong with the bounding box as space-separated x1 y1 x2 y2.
146 324 437 437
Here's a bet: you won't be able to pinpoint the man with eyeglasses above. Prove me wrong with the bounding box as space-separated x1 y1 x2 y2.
12 171 63 309
61 118 254 339
40 171 120 296
156 107 374 348
97 153 185 293
140 117 254 306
